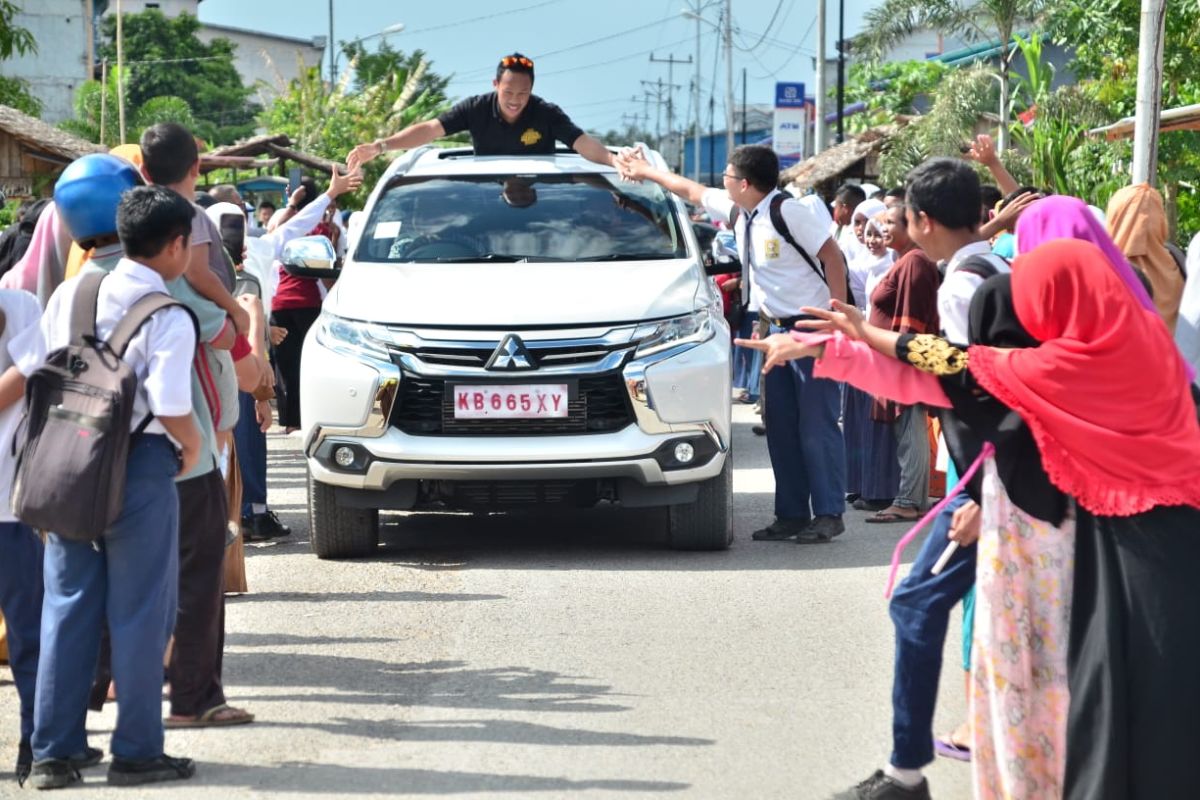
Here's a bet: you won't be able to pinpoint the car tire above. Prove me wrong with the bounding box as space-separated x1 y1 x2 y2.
667 453 733 551
308 470 380 559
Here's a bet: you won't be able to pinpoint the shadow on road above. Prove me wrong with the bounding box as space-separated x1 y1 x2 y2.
191 762 690 794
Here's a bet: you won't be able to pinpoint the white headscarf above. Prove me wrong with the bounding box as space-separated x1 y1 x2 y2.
847 199 890 309
1176 231 1200 383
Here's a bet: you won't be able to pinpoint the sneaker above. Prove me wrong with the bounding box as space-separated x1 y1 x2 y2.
240 514 272 542
106 754 195 787
68 747 103 769
29 759 81 790
797 514 845 543
832 770 931 800
260 509 291 538
750 518 808 541
751 424 767 436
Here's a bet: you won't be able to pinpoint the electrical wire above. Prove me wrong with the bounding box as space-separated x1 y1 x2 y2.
405 0 571 36
732 0 789 52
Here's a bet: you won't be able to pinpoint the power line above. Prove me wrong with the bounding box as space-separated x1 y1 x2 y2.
537 36 693 78
405 0 571 36
732 0 789 52
750 16 817 79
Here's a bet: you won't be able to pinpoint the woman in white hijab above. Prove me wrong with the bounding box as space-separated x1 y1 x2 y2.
846 198 890 310
1177 232 1200 382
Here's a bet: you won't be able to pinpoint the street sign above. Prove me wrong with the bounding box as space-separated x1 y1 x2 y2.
774 82 807 169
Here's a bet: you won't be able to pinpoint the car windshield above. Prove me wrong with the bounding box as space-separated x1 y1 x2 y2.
354 173 688 263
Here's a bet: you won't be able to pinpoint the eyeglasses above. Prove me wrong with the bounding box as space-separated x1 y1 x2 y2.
500 56 534 69
722 172 744 182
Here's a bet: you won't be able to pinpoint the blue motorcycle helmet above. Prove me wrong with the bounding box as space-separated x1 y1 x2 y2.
53 153 143 247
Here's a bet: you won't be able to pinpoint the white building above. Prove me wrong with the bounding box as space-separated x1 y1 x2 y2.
0 0 327 125
1 1 93 124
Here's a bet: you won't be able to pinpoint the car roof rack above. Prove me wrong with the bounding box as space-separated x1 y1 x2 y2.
436 145 586 159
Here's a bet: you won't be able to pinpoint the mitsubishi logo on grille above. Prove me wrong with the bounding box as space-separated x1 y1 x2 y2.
486 334 537 371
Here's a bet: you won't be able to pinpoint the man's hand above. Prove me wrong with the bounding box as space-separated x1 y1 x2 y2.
327 165 364 199
735 332 822 372
948 500 982 546
255 398 274 433
797 299 868 341
964 134 1000 167
348 140 384 169
614 146 651 182
269 326 288 347
989 190 1040 233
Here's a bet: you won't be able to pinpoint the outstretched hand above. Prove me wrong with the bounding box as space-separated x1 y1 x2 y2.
796 300 868 341
963 134 999 167
614 145 650 182
735 332 823 373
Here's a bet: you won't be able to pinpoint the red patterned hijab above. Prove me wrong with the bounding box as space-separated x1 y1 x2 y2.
967 239 1200 516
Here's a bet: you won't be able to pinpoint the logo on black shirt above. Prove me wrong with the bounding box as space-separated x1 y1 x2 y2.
520 128 543 146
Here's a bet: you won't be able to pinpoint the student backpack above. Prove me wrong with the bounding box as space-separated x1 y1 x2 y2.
12 270 195 541
730 193 857 308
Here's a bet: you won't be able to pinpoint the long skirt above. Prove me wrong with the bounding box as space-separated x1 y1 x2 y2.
1064 503 1200 800
843 384 900 501
971 459 1073 799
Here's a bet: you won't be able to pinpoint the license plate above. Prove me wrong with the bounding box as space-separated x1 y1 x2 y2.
452 384 570 419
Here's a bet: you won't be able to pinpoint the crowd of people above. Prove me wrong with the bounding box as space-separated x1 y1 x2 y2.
0 42 1197 798
0 121 362 789
645 137 1199 800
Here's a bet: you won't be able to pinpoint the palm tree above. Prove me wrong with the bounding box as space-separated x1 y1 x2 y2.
854 0 1050 151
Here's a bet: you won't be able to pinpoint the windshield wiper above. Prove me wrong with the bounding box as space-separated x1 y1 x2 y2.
427 254 559 263
574 253 679 262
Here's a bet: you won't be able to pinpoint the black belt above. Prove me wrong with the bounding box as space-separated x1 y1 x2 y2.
768 314 814 329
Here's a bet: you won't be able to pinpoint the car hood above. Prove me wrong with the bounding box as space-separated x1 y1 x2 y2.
328 259 706 327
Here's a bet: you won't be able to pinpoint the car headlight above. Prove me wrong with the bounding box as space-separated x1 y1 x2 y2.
635 308 717 358
313 312 392 360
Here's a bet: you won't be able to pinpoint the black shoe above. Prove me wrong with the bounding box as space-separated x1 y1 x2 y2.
260 509 291 538
106 754 195 787
832 770 931 800
852 497 893 511
29 759 81 790
751 424 767 436
68 747 103 769
751 518 808 541
15 741 31 787
797 514 845 543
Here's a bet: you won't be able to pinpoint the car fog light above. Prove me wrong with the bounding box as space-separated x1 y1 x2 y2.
334 446 357 468
673 442 696 464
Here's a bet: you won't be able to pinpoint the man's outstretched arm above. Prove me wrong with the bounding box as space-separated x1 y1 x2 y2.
615 149 708 206
571 134 617 168
348 120 446 167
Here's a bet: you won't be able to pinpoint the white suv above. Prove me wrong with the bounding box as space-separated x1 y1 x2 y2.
291 144 733 558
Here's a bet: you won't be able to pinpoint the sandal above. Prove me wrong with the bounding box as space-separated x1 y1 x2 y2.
865 507 921 524
165 703 255 729
934 732 972 762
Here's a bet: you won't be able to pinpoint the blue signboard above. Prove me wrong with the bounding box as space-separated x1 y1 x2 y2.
775 82 806 108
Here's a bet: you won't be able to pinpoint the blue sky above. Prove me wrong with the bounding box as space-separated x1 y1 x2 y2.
199 0 882 136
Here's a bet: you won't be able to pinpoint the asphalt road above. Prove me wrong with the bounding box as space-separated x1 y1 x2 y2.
0 406 971 799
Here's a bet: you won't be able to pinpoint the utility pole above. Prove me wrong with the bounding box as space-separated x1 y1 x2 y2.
693 9 703 181
709 95 716 184
724 0 735 158
641 79 671 150
651 53 692 171
328 0 336 86
836 0 845 143
814 0 827 154
741 68 747 143
1132 0 1166 185
116 0 125 143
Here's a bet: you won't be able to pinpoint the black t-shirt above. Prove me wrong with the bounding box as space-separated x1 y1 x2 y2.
437 92 585 155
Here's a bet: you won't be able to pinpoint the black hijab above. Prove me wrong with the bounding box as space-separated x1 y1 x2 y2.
938 273 1070 525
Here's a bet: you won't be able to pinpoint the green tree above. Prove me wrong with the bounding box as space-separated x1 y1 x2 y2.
855 0 1051 149
96 10 257 145
59 67 194 147
840 60 948 133
344 41 450 99
259 49 453 208
0 0 39 117
1047 0 1200 241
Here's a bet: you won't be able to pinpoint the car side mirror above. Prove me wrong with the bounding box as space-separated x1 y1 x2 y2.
281 235 339 279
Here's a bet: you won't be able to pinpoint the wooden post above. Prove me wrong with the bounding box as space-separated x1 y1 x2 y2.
1131 0 1166 185
116 0 126 144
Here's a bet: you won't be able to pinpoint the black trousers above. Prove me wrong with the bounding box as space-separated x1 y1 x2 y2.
270 306 321 429
168 469 228 717
1065 504 1200 800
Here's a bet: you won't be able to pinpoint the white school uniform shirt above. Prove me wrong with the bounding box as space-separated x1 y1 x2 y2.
702 188 834 320
0 289 45 522
10 258 196 442
938 241 1011 344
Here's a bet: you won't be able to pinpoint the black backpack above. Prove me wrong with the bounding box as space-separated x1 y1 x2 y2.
12 270 195 541
731 193 857 307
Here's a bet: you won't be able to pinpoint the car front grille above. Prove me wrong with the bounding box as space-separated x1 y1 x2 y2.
392 372 635 436
395 341 630 370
